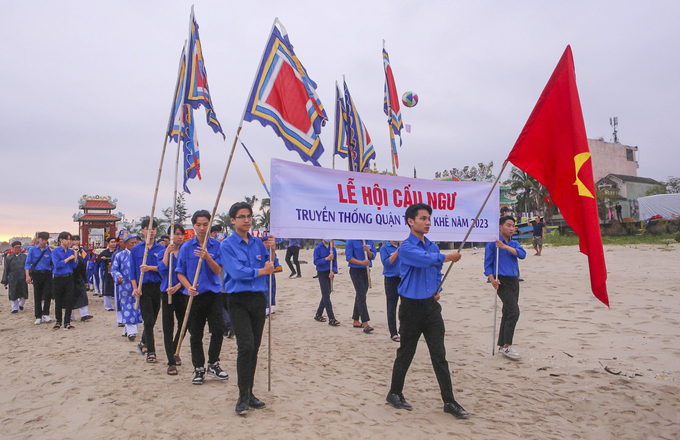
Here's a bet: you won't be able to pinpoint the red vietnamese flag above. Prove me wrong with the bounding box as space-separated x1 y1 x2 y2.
506 46 609 306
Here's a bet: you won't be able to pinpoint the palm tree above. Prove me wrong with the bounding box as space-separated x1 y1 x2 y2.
508 167 539 214
245 195 259 208
215 212 234 233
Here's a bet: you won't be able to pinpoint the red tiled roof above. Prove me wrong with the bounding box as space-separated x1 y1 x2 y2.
77 214 121 221
83 200 116 209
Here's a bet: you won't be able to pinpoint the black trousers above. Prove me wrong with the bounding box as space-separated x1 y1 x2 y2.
32 271 52 318
384 275 401 337
496 275 520 347
389 295 455 404
188 291 224 368
139 282 161 355
228 291 267 398
285 246 301 275
315 270 335 320
162 292 188 366
52 275 74 325
350 267 370 323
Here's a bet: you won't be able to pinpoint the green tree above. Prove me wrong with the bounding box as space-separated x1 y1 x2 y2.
508 167 540 214
162 192 189 227
255 198 271 230
215 212 234 233
646 176 680 196
244 195 259 208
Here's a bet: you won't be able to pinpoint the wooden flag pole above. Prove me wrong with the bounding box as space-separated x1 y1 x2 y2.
177 18 280 355
267 246 274 392
436 160 508 293
330 240 335 292
362 239 372 289
492 246 500 356
166 127 183 306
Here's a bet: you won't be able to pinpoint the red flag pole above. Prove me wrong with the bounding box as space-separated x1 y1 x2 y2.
437 160 508 292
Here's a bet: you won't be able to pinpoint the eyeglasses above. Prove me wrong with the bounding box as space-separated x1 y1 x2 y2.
235 214 253 220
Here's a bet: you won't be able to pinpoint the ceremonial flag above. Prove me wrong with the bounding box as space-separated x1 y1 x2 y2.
243 20 328 166
383 47 403 168
168 43 188 143
241 141 271 197
182 104 201 194
344 79 376 172
334 82 349 159
184 6 225 139
505 45 608 306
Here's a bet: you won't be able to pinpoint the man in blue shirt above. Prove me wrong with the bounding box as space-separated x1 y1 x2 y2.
158 224 187 376
24 231 53 324
345 239 377 333
50 232 78 330
313 239 339 326
131 218 165 363
220 202 275 415
380 240 401 342
177 211 228 384
485 215 527 360
285 238 301 278
386 203 468 419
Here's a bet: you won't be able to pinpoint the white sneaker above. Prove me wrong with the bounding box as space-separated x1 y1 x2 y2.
42 315 52 323
502 345 521 360
266 307 270 316
34 318 42 325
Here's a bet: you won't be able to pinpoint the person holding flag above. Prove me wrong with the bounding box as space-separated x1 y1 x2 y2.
313 239 339 326
485 215 526 360
386 203 468 419
345 239 376 333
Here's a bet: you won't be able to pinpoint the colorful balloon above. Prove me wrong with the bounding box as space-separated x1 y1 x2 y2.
402 91 418 108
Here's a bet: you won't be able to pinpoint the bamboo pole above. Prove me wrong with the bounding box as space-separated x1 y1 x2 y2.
436 160 508 293
383 40 397 177
492 246 499 356
362 239 372 289
267 246 274 391
166 119 183 305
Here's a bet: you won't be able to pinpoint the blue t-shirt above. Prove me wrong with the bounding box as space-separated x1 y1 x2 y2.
345 240 376 268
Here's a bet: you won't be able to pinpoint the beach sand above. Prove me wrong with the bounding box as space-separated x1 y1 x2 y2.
0 243 678 439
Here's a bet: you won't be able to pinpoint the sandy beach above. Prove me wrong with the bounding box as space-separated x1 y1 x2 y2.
0 243 678 439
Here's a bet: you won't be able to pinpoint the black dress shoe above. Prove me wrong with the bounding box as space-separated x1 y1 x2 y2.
386 393 412 411
444 401 469 419
235 397 249 415
248 394 266 409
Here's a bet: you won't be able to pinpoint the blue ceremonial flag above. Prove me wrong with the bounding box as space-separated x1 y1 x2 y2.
243 19 328 166
343 79 376 172
334 82 349 160
383 48 403 140
184 6 225 139
182 104 201 193
168 43 188 143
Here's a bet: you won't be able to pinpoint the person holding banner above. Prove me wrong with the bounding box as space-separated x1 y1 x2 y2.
130 218 165 364
345 239 376 333
484 215 526 360
220 202 275 415
176 211 228 385
380 240 401 342
386 203 468 419
157 225 188 375
313 239 339 326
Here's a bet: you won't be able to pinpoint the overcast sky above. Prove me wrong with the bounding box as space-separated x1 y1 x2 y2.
2 0 678 241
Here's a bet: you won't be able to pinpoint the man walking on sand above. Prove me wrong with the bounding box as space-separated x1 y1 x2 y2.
386 203 468 419
485 215 526 360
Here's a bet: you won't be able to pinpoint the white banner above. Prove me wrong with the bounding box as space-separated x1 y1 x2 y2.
270 158 499 242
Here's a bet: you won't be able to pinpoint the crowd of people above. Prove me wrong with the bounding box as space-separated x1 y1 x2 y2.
3 201 534 420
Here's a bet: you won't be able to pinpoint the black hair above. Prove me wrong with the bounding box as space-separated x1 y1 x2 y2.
71 235 80 240
405 203 432 228
37 231 49 240
229 202 252 219
191 209 211 225
11 241 21 247
499 215 516 226
159 235 170 241
58 231 71 241
210 225 223 233
106 237 117 243
173 224 185 235
140 217 158 230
